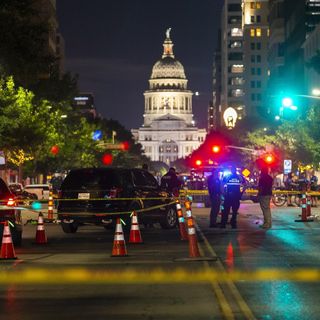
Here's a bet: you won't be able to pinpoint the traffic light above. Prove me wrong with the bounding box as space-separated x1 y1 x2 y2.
211 145 221 153
281 96 298 112
264 154 274 164
195 159 202 166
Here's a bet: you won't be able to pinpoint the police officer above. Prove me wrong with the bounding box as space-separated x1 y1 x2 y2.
207 168 221 228
309 171 318 207
160 167 181 196
221 167 246 229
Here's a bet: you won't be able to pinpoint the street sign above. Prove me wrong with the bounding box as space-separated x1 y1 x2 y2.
242 168 251 177
284 159 292 174
0 151 5 165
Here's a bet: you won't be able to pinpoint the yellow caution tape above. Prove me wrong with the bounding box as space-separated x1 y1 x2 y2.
0 268 320 284
59 201 177 217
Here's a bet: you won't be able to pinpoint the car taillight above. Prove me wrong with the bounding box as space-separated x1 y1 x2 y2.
7 198 15 206
110 188 122 198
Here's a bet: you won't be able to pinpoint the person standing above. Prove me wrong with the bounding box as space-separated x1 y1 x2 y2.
207 168 221 228
160 167 181 196
310 171 318 207
258 166 274 229
221 167 246 229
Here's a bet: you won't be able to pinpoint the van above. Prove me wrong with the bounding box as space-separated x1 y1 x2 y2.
24 184 51 200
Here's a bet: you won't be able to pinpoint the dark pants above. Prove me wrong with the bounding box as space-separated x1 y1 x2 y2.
210 195 221 226
221 196 240 227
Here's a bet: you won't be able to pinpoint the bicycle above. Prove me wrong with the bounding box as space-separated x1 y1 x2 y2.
271 190 301 207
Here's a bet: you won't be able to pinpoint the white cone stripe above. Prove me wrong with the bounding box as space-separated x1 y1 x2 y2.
188 228 196 235
37 226 44 231
179 217 185 223
131 225 139 230
114 235 124 241
176 203 181 209
116 224 123 233
132 216 138 223
186 210 192 217
2 238 12 244
3 226 10 235
48 206 53 210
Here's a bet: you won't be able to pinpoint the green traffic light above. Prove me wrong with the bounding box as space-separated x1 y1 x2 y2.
282 97 293 108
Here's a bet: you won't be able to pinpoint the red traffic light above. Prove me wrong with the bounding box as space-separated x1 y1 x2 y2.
50 145 59 155
264 154 274 164
212 145 221 153
195 159 202 166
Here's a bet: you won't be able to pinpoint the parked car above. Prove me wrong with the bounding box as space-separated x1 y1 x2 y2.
24 184 51 200
57 167 178 233
0 178 22 246
8 183 37 205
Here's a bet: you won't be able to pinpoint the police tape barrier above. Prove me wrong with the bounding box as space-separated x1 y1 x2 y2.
179 189 320 196
1 268 320 284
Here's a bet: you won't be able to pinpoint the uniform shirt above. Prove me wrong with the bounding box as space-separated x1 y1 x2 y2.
160 172 181 193
223 173 245 198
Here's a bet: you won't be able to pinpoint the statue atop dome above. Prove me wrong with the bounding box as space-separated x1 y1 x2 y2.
166 28 171 39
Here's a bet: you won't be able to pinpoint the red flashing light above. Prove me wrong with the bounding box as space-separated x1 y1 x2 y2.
195 159 202 166
102 153 113 165
212 145 221 153
121 141 129 151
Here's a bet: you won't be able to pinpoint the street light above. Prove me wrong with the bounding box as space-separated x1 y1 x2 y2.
312 88 320 96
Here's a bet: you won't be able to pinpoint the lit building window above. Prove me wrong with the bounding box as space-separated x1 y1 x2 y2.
250 29 255 37
230 41 242 48
232 89 244 97
231 64 244 73
256 28 262 37
256 2 261 9
231 77 245 85
231 28 243 37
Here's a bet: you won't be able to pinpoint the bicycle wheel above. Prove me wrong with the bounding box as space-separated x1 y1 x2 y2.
272 194 287 206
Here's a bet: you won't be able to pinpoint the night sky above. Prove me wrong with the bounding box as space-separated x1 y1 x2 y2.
57 0 224 130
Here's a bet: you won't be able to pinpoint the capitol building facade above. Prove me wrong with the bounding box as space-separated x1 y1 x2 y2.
131 29 206 165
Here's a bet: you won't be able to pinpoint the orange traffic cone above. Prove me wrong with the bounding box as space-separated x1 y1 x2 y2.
111 218 128 256
47 192 54 220
129 211 143 244
35 212 47 244
0 221 17 260
306 194 312 217
176 200 188 241
184 199 200 258
295 193 313 222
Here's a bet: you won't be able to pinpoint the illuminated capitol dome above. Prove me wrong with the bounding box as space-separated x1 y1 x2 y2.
132 29 206 165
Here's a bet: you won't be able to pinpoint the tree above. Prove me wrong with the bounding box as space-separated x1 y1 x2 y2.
0 0 55 87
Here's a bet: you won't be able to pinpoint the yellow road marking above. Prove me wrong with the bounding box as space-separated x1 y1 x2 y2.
196 223 257 320
198 244 235 320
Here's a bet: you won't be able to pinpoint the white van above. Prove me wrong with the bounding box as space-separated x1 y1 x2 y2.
24 184 51 200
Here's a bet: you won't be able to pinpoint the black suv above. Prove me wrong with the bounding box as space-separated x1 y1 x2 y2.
57 168 178 233
0 178 22 246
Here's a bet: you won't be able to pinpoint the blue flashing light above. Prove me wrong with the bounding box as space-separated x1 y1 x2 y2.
92 130 103 141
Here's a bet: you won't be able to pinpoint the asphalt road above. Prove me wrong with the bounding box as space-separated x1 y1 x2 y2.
0 202 320 319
